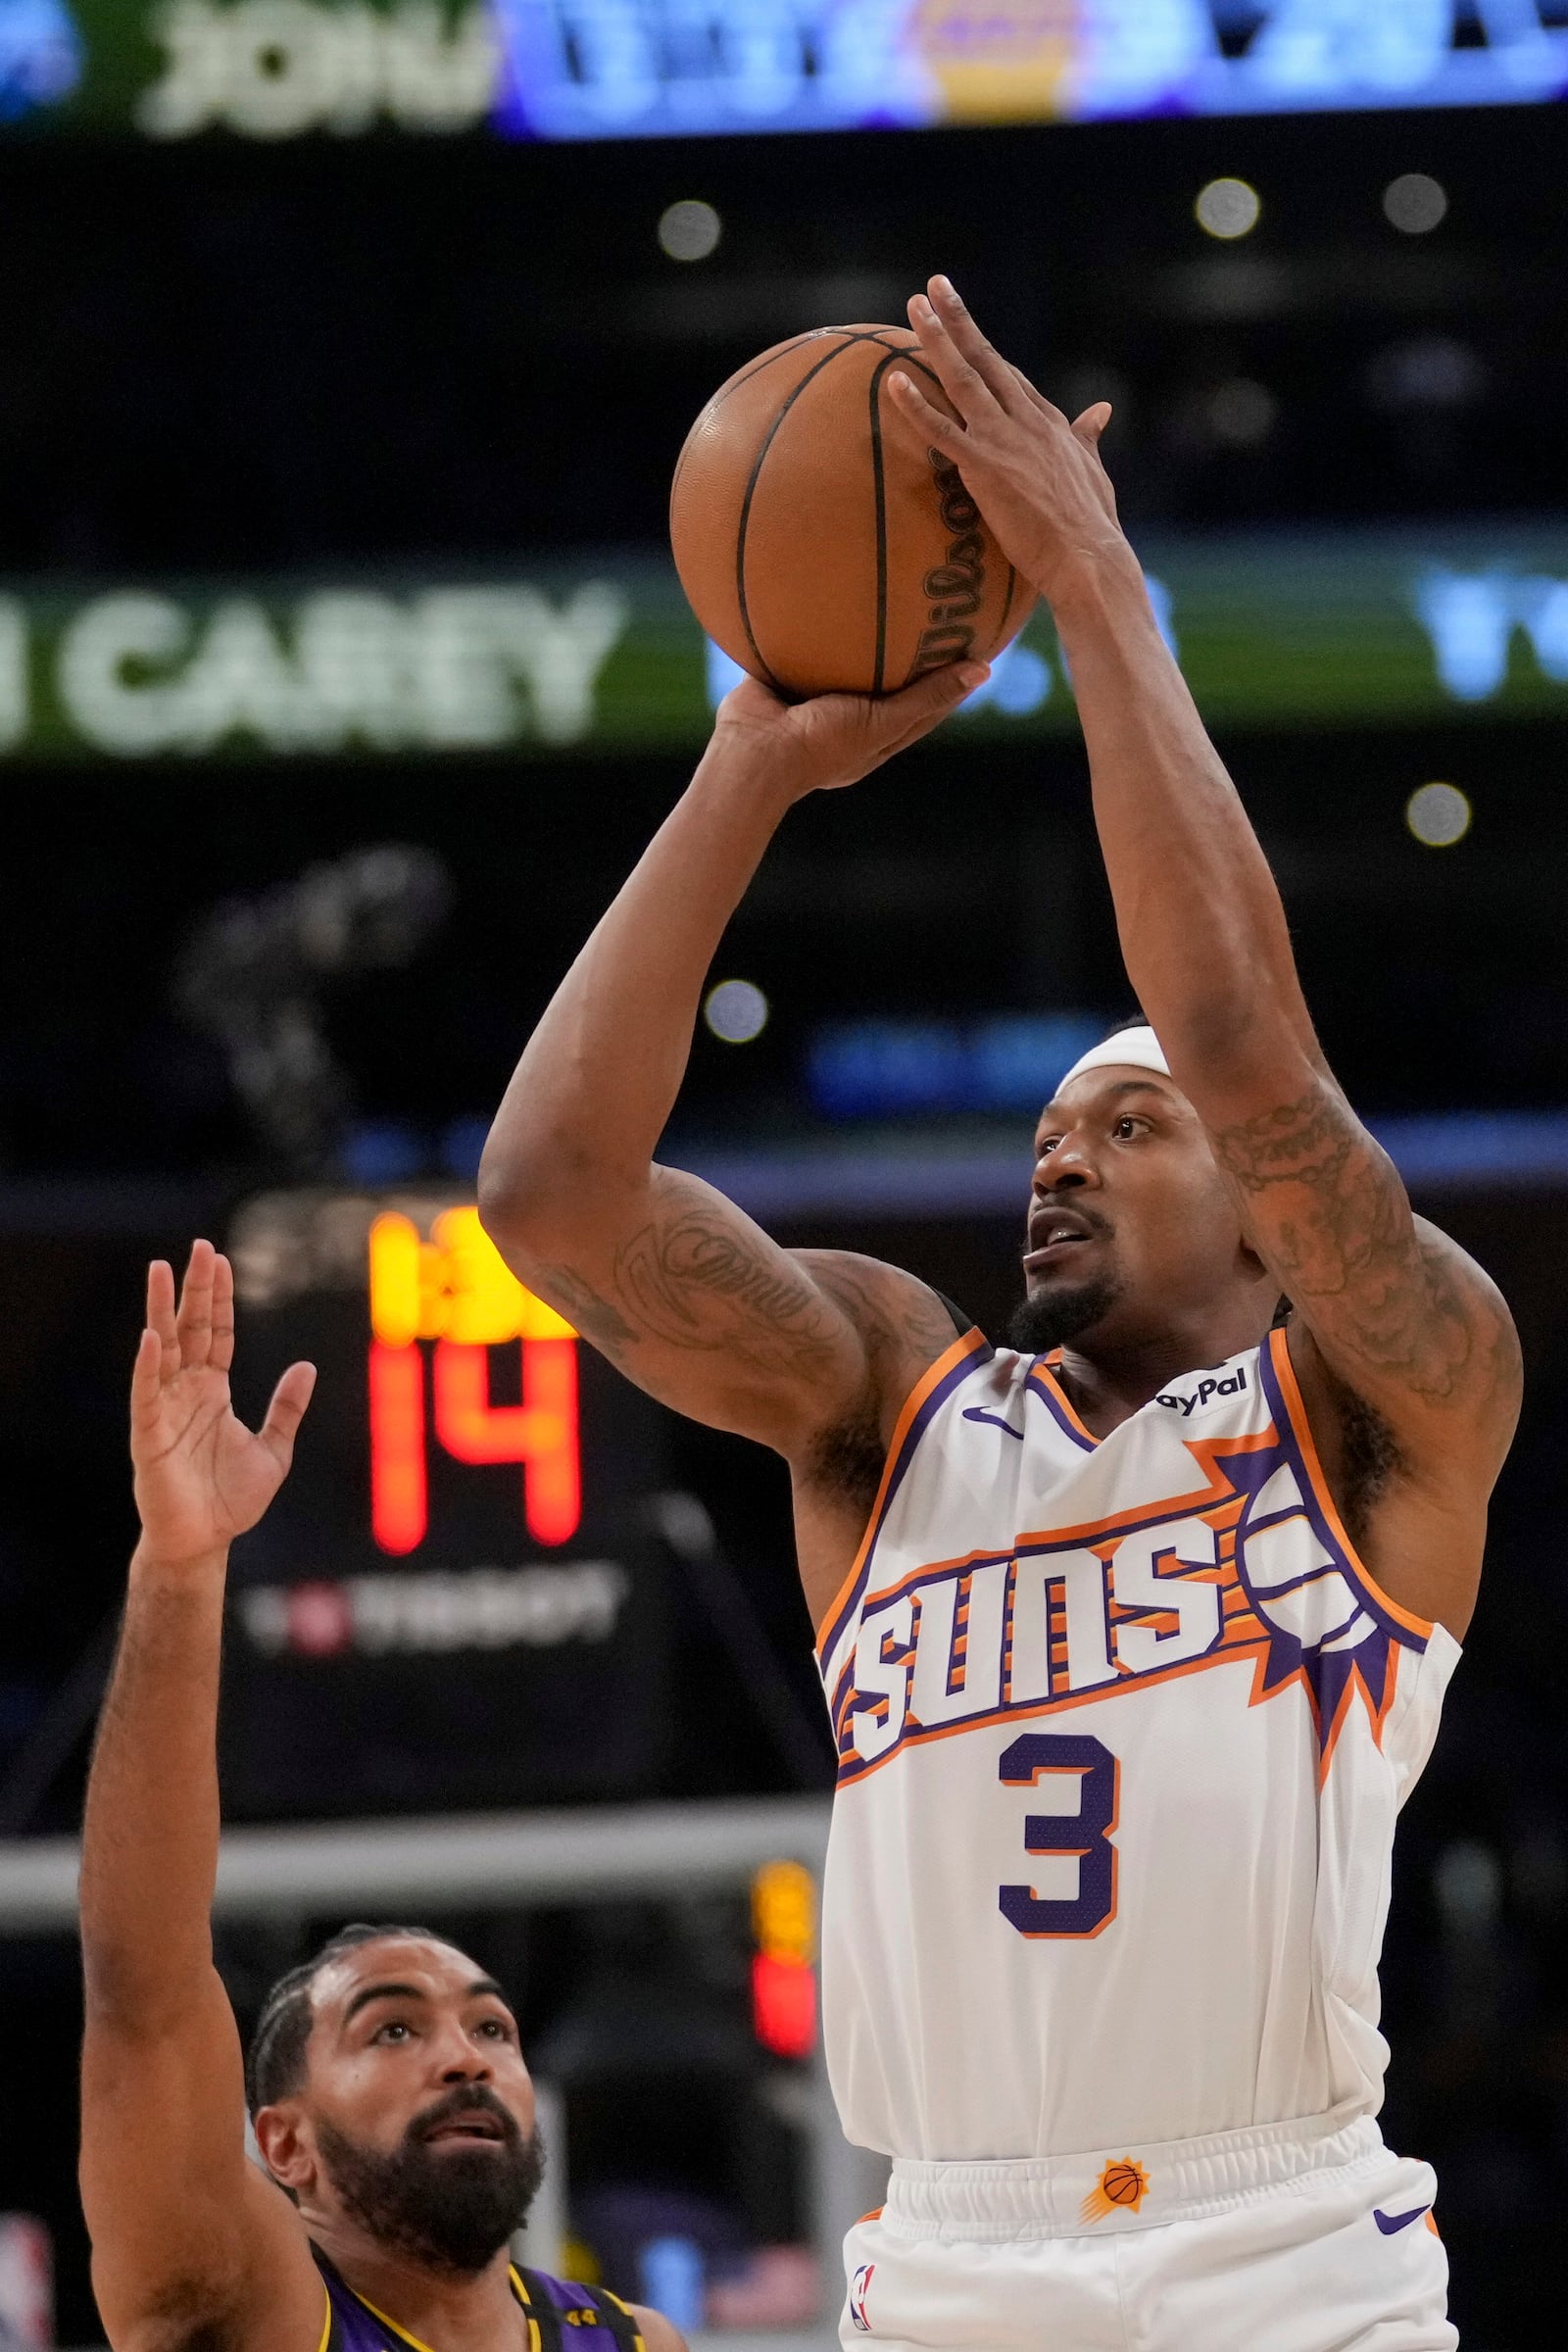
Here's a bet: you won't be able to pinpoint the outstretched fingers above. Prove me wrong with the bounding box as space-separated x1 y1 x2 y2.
1008 366 1067 424
208 1250 237 1375
175 1238 218 1370
145 1256 179 1375
129 1324 166 1441
909 277 1016 417
259 1361 317 1477
885 366 966 458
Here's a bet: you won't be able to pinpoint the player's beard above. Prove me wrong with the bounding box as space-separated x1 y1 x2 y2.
316 2086 545 2276
1006 1267 1126 1355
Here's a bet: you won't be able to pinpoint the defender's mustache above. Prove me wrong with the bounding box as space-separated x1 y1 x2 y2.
407 2083 520 2149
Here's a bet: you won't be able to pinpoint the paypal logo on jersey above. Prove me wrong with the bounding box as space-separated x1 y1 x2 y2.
0 0 80 122
1155 1366 1249 1418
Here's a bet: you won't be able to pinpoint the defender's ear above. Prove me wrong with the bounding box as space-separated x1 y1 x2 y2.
253 2103 313 2198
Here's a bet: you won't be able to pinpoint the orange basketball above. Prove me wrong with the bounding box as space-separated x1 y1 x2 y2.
669 325 1036 700
1102 2164 1145 2208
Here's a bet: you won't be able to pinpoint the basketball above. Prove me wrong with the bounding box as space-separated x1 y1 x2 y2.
1102 2164 1146 2208
669 324 1037 699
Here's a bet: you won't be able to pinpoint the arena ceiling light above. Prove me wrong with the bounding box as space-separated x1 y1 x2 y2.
659 201 722 263
1195 177 1261 240
1383 173 1449 234
705 979 769 1044
1405 783 1472 848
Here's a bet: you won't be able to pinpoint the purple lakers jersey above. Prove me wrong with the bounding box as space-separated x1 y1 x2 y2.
314 2246 645 2352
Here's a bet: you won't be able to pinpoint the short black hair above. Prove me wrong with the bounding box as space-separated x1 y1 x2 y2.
244 1922 452 2117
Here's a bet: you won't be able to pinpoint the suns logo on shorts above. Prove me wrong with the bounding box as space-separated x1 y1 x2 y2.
1080 2157 1150 2225
849 2261 875 2332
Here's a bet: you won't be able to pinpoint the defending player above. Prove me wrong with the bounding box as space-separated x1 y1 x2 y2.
478 278 1520 2349
78 1241 683 2352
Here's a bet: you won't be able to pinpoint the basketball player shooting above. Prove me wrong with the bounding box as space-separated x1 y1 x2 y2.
478 277 1521 2350
77 1242 684 2352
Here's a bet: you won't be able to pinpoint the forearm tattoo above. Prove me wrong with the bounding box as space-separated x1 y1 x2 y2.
1211 1082 1518 1417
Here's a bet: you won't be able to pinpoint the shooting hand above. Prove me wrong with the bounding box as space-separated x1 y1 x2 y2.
889 275 1131 607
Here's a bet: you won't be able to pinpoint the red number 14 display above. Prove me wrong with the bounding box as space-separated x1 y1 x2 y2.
367 1207 581 1554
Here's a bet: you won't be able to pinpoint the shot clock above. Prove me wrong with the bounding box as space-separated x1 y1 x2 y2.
217 1189 669 1819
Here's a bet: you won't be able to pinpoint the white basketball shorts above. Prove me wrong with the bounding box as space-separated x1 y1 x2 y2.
838 2114 1453 2352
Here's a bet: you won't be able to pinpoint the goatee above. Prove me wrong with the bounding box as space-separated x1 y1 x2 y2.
317 2087 545 2276
1007 1270 1125 1356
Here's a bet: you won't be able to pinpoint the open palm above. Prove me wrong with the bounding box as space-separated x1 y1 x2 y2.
130 1242 316 1565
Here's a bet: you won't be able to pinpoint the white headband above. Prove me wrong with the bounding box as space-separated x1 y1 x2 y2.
1056 1024 1170 1091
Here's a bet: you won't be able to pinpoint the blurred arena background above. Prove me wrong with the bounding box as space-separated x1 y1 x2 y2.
2 3 1568 2345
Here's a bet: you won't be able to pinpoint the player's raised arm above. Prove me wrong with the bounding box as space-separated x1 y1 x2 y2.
78 1244 321 2352
478 671 983 1474
889 275 1520 1636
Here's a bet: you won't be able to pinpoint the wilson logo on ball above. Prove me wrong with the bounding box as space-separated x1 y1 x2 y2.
910 449 989 676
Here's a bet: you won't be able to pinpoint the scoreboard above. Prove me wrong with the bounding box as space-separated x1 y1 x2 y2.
220 1188 670 1820
5 4 1565 142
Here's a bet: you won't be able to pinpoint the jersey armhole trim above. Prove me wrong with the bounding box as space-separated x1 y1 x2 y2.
316 2284 333 2352
597 2286 647 2348
813 1326 990 1658
1267 1324 1435 1642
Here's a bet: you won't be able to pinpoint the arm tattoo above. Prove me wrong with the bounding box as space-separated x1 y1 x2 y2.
808 1254 966 1368
612 1200 844 1379
540 1227 840 1380
534 1176 959 1440
532 1264 639 1362
1210 1081 1516 1416
802 1259 964 1511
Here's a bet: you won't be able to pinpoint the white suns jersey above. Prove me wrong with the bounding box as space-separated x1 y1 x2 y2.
816 1325 1460 2164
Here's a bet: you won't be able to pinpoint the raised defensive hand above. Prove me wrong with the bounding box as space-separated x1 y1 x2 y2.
130 1239 315 1565
887 275 1127 607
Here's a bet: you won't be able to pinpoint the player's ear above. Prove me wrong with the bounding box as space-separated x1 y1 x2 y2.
253 2102 313 2196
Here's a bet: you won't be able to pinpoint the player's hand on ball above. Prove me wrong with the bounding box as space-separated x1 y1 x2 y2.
129 1240 315 1567
890 275 1130 608
712 662 988 799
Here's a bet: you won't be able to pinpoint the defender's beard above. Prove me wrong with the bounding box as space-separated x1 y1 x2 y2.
317 2093 545 2277
1007 1268 1125 1356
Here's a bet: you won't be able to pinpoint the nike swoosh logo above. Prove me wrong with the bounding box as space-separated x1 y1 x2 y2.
1374 2206 1432 2235
962 1406 1025 1441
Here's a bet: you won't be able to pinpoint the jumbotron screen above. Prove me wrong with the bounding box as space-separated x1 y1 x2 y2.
6 2 1567 143
494 0 1568 141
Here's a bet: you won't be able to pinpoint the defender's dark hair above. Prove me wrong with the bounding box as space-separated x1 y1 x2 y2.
244 1922 450 2117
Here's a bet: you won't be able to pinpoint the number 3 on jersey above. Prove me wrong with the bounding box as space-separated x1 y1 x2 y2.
998 1733 1119 1937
